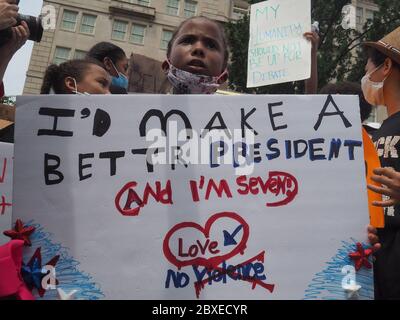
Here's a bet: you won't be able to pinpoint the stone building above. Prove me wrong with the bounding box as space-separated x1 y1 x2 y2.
23 0 249 94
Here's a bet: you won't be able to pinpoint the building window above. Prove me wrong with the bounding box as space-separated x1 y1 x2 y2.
184 1 197 18
130 24 146 44
61 10 78 31
366 9 374 21
53 47 71 65
356 7 363 25
112 20 128 41
166 0 180 16
74 49 87 59
161 30 173 50
137 0 150 5
80 14 96 34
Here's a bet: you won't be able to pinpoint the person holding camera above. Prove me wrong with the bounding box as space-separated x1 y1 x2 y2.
0 0 29 98
0 0 18 30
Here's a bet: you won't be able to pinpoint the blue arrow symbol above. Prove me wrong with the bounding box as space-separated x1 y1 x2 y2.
223 225 243 246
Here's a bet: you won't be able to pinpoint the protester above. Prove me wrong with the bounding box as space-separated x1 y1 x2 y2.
40 59 111 94
0 0 29 98
360 26 400 300
86 42 129 94
0 0 29 142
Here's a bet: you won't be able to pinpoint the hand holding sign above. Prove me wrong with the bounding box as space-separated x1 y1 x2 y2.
368 167 400 207
367 225 381 253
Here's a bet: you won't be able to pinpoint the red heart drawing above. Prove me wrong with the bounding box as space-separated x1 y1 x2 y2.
163 212 249 269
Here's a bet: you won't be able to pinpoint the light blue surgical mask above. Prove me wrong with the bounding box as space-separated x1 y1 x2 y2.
110 60 129 90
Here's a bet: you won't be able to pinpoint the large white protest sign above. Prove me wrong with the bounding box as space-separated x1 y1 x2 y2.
247 0 312 88
13 95 373 300
0 142 13 245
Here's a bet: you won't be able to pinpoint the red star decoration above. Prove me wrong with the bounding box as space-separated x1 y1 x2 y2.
3 219 36 246
0 195 12 215
24 247 60 297
348 242 373 271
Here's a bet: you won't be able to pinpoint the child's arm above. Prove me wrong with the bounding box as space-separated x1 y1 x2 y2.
304 31 319 94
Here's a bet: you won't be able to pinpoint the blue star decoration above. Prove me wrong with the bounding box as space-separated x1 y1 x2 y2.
25 221 105 300
21 247 59 297
22 257 45 290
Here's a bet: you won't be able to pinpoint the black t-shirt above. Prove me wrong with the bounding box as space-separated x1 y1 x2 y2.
372 111 400 299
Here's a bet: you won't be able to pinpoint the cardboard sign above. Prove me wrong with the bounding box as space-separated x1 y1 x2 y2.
247 0 311 88
0 142 13 244
13 95 373 300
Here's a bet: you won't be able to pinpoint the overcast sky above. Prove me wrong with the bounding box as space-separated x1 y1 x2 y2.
4 0 43 95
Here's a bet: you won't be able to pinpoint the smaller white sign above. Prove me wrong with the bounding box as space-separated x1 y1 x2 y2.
247 0 312 88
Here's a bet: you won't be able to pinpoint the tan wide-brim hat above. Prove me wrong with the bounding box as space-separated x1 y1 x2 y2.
364 26 400 65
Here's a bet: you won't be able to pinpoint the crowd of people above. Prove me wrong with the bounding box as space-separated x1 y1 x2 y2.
1 0 400 299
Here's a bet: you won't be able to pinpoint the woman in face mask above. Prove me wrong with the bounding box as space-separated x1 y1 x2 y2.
40 59 111 94
361 26 400 300
86 42 129 94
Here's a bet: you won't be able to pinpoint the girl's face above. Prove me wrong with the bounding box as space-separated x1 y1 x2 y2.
168 18 226 77
104 56 129 77
66 64 111 94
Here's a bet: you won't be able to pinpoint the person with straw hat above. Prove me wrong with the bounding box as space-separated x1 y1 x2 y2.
362 26 400 300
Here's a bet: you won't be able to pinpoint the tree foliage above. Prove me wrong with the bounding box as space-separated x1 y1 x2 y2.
0 96 15 106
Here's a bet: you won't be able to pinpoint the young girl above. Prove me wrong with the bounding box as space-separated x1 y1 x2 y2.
162 16 319 94
40 59 111 95
86 42 129 94
162 16 228 94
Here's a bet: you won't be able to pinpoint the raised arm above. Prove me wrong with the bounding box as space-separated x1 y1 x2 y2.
304 31 319 94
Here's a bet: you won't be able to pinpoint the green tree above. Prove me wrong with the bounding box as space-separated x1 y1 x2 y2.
347 0 400 82
0 96 15 106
